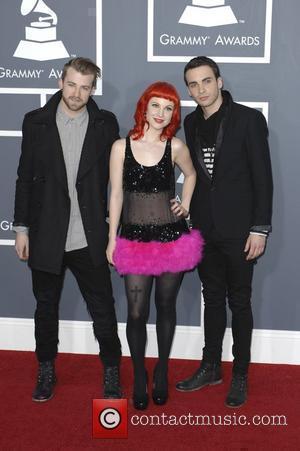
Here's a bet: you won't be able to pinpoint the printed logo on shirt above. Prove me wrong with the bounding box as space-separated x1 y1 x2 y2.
202 146 215 176
147 0 273 63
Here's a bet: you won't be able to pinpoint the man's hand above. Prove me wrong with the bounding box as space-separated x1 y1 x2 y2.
244 234 266 260
15 232 29 261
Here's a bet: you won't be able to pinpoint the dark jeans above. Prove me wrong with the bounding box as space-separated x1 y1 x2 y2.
198 230 254 375
31 247 121 367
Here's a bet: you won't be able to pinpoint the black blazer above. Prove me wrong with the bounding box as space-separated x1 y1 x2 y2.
185 91 273 239
13 90 119 274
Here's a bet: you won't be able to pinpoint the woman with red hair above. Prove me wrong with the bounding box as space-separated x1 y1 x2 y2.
107 81 203 409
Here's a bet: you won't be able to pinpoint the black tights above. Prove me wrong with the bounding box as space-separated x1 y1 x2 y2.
125 272 183 392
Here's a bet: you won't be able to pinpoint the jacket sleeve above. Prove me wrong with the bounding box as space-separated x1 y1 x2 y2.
103 110 120 148
245 110 273 228
13 115 34 227
110 113 120 144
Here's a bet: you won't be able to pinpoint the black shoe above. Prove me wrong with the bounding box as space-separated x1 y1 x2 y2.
152 365 168 405
176 362 222 392
225 374 248 408
103 366 122 399
133 370 149 410
32 360 56 402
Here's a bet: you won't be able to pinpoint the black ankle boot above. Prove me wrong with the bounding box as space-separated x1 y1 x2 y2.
133 370 148 410
32 360 56 402
176 362 222 392
225 374 248 408
103 366 122 399
152 365 168 405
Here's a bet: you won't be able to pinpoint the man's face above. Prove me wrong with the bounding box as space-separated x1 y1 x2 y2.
58 67 95 115
185 65 223 110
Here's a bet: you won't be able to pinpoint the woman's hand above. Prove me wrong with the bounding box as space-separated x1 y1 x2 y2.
106 238 116 265
170 198 189 218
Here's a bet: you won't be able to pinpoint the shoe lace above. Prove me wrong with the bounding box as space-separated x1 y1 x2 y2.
104 367 119 386
37 363 55 384
231 375 247 391
196 364 214 377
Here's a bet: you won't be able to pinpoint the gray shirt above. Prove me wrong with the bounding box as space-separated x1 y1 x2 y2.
56 103 89 251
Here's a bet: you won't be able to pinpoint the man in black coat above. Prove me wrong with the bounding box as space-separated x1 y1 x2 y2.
176 57 273 407
13 57 122 402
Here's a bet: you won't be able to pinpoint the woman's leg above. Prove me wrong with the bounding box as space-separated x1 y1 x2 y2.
125 274 153 396
154 271 183 399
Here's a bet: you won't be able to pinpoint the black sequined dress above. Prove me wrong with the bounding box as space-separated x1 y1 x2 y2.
113 136 203 275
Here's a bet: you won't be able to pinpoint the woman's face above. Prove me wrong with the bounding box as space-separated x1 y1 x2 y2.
145 97 175 131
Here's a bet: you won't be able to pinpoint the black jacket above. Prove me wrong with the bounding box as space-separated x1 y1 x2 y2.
185 91 273 239
13 90 119 274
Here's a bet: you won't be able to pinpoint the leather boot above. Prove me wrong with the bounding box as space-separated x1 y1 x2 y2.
225 374 248 408
103 366 122 399
32 360 56 402
176 362 222 392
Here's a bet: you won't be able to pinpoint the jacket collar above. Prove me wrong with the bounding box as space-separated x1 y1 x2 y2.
36 89 104 123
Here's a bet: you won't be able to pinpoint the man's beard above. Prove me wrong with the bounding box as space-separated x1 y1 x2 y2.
62 94 86 112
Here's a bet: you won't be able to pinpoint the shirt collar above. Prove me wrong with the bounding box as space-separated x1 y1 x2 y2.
57 102 88 126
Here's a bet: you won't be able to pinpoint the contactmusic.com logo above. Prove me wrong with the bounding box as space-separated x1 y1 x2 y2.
93 399 128 439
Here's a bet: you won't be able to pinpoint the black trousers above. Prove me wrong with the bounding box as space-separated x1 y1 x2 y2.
198 230 254 375
31 247 121 366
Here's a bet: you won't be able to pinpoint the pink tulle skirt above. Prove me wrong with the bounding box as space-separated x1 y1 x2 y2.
113 229 204 275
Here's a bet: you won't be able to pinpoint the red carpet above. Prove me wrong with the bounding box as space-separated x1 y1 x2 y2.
0 351 299 450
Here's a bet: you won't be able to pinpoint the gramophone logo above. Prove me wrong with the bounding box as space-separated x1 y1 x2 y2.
179 0 238 28
13 0 69 61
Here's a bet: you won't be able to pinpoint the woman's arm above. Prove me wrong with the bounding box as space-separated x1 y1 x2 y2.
171 137 196 217
106 139 125 265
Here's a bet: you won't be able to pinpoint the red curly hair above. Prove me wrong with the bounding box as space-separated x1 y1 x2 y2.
129 81 181 141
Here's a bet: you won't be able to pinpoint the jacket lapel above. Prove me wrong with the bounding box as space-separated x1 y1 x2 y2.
211 96 231 183
32 102 69 196
188 108 211 182
76 116 105 182
49 122 69 194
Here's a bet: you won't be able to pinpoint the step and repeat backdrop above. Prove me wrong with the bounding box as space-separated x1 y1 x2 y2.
0 1 299 341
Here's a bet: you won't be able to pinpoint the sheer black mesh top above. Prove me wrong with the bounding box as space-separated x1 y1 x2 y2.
120 136 189 242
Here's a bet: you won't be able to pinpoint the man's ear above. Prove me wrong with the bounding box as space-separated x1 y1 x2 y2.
217 77 223 90
58 78 63 90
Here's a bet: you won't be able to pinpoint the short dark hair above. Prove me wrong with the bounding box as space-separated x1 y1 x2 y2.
184 56 221 85
61 57 101 88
